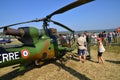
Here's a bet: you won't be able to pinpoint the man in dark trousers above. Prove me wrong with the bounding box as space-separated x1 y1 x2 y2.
84 31 91 60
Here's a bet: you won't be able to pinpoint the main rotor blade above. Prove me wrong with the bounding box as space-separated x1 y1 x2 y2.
50 19 74 33
0 18 44 29
47 0 94 18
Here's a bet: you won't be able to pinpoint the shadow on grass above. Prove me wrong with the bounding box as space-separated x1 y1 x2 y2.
0 60 54 80
105 60 120 64
70 56 80 62
88 59 98 63
53 61 91 80
0 59 91 80
0 63 36 80
0 59 59 80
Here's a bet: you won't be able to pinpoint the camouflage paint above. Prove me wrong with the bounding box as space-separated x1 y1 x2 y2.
0 27 68 68
0 27 55 67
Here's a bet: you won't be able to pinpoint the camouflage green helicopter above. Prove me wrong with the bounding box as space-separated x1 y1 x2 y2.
0 0 93 71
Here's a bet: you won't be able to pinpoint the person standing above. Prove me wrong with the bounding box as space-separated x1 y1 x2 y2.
113 31 118 43
91 32 97 46
107 32 112 46
97 38 105 64
102 31 107 46
84 31 91 60
77 34 87 63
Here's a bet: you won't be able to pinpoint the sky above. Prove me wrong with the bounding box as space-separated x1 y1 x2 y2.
0 0 120 31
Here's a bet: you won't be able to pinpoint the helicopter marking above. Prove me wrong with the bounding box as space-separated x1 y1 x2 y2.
21 49 29 59
0 52 20 63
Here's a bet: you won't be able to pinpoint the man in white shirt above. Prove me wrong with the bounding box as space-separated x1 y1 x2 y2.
77 34 87 63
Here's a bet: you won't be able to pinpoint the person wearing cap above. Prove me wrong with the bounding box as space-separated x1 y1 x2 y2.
97 38 105 64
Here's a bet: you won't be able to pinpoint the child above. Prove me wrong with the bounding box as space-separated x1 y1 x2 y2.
97 38 105 64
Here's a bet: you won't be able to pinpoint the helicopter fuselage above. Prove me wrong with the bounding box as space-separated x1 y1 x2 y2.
0 27 70 70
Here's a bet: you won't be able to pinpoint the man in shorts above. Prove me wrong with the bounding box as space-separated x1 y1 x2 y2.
77 34 87 63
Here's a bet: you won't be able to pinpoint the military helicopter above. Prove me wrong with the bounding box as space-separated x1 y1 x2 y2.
0 0 93 71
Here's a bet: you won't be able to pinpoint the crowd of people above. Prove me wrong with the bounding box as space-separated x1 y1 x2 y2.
91 31 119 46
76 30 119 64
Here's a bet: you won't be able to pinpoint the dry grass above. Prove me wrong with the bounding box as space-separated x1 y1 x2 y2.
0 45 120 80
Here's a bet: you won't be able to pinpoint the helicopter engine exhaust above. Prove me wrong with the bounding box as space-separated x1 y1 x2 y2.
4 27 24 37
3 27 42 46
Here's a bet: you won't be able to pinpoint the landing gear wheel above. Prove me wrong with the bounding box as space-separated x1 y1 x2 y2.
35 60 44 66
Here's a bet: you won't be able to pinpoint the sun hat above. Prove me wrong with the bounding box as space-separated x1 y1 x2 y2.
97 38 102 41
